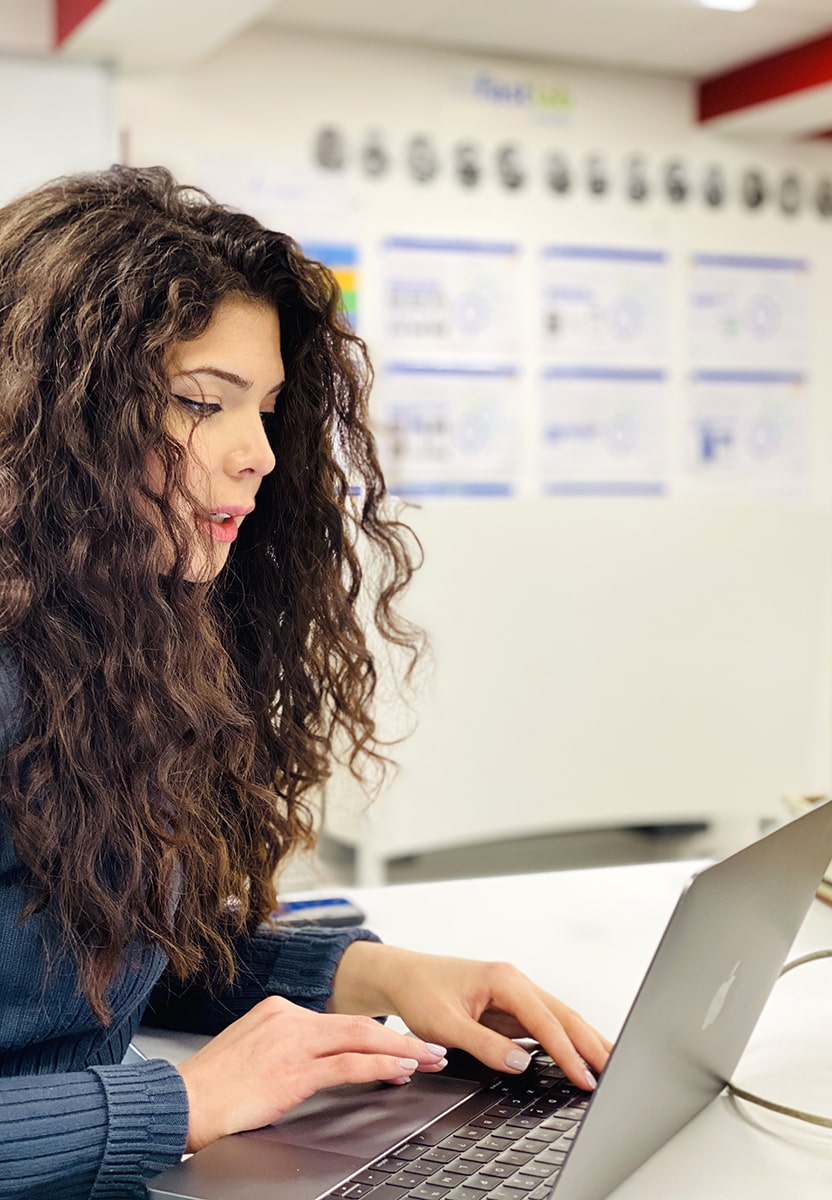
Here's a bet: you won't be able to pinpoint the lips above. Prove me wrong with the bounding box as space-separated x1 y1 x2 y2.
196 504 255 545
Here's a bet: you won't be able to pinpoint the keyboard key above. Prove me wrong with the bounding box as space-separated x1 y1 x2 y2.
487 1184 536 1200
388 1172 430 1189
408 1184 452 1200
495 1151 533 1167
360 1187 408 1200
530 1182 558 1200
484 1104 520 1119
534 1150 567 1167
469 1114 503 1129
355 1169 394 1187
556 1108 586 1121
539 1117 576 1133
406 1161 438 1177
474 1162 516 1180
477 1135 515 1152
516 1129 559 1144
440 1136 479 1154
457 1148 499 1165
373 1157 412 1174
420 1148 460 1165
516 1162 556 1180
454 1175 492 1192
503 1115 544 1130
427 1171 469 1189
446 1187 493 1200
497 1176 537 1192
393 1143 428 1161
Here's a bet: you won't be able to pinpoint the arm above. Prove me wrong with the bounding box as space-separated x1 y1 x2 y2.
0 1060 187 1200
142 922 383 1034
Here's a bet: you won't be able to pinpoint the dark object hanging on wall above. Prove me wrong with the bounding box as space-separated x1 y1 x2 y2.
314 126 346 170
586 154 608 196
626 155 649 202
454 141 482 187
361 133 390 178
779 174 801 216
546 151 571 195
702 165 726 208
742 168 767 210
664 159 688 203
407 135 439 183
817 179 832 219
496 143 526 189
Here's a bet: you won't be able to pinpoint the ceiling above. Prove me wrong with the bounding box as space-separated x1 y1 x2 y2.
261 0 832 82
4 0 832 136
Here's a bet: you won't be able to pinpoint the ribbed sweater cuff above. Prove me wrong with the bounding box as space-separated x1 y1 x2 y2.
89 1058 188 1199
267 924 381 1012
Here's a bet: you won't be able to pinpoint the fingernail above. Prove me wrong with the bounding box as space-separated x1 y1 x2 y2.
398 1058 419 1071
505 1048 531 1072
436 1057 448 1069
426 1043 447 1056
584 1069 597 1091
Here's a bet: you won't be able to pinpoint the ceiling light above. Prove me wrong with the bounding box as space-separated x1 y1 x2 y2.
698 0 757 11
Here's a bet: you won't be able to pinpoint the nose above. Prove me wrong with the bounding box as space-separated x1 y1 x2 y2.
226 413 277 479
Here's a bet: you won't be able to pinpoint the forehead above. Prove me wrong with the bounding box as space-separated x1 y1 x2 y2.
169 295 283 372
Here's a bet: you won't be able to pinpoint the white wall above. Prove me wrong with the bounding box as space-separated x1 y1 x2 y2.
115 28 832 870
0 53 116 204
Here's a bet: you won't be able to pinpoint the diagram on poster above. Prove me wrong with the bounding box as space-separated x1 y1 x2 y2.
376 364 519 496
541 367 667 494
688 254 808 372
541 246 669 366
380 237 522 359
685 371 806 495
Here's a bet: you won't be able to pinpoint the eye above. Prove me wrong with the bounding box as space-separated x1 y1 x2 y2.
173 394 221 418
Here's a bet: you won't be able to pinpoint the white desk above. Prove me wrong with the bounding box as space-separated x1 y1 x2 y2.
138 861 832 1199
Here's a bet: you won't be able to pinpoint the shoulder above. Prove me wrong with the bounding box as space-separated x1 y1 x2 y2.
0 641 24 755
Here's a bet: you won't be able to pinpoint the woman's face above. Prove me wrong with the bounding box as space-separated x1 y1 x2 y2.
159 293 283 581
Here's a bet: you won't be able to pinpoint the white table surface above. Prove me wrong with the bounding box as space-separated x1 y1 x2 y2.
138 860 832 1199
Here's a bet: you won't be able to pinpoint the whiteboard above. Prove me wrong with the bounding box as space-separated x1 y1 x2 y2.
0 55 115 206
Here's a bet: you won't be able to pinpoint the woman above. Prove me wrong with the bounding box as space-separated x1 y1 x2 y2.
0 166 610 1199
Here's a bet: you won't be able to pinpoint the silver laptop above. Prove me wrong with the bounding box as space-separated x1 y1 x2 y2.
149 799 832 1200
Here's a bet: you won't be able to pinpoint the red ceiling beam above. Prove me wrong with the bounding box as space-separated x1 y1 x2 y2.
54 0 106 46
698 29 832 123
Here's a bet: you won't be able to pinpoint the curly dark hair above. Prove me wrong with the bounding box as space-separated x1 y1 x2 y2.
0 165 421 1022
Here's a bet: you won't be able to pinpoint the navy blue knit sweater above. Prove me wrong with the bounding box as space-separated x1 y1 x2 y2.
0 645 378 1198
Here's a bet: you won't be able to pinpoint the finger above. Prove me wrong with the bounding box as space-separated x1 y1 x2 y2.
253 1002 445 1066
311 1052 423 1091
442 972 603 1090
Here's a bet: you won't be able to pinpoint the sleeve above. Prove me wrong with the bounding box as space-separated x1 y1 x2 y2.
142 922 382 1035
0 1058 188 1200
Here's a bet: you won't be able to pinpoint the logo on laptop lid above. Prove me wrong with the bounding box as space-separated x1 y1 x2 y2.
702 960 740 1031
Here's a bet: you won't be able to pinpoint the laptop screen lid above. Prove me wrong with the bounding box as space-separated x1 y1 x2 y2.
551 797 832 1200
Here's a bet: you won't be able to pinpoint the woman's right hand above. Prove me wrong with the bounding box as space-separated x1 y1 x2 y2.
176 996 447 1152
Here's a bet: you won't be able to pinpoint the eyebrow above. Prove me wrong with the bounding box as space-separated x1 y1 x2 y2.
177 366 285 394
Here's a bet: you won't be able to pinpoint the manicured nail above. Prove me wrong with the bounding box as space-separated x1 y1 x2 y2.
435 1057 448 1069
398 1058 419 1071
505 1048 531 1072
426 1043 447 1056
584 1069 597 1091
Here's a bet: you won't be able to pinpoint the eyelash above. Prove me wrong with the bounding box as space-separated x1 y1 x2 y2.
173 395 277 428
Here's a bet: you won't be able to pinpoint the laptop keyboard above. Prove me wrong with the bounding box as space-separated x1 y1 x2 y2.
327 1054 588 1200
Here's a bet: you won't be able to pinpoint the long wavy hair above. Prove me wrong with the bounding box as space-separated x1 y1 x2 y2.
0 165 421 1022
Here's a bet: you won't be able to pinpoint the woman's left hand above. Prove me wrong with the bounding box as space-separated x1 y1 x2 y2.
328 943 613 1092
